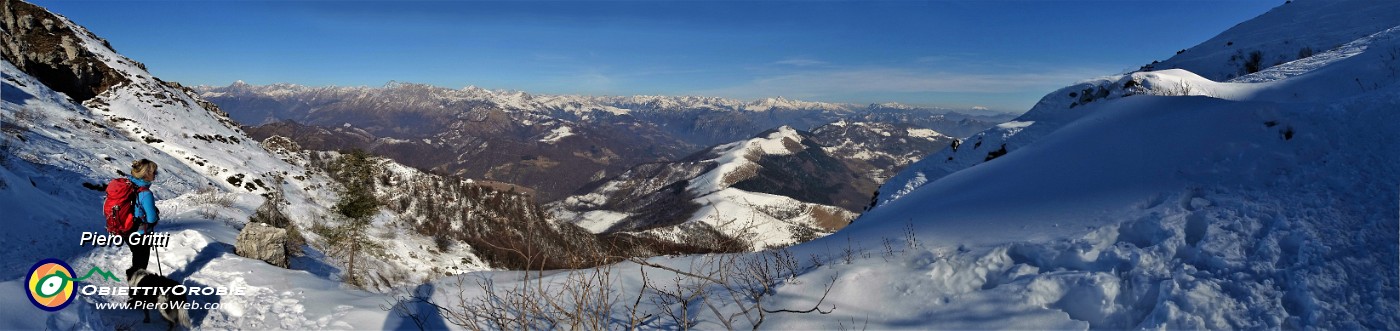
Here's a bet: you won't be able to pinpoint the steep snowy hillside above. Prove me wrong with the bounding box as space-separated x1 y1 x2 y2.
841 13 1400 330
1 0 322 271
879 0 1400 206
1144 0 1400 81
0 2 400 326
0 1 572 328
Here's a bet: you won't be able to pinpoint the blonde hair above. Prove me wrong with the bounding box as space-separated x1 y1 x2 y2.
131 159 159 181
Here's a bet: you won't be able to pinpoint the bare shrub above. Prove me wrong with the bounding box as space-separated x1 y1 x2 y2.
1158 80 1196 97
400 247 837 330
1297 46 1315 60
1244 50 1265 74
904 219 921 252
191 185 233 220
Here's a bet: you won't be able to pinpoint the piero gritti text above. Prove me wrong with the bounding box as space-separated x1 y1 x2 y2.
79 231 171 247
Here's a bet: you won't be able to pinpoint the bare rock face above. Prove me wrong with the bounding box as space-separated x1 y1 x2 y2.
1 0 128 102
235 222 289 268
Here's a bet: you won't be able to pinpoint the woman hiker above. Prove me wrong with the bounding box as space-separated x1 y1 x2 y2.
124 159 161 278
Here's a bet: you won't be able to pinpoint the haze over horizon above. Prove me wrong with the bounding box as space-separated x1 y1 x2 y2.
36 0 1277 113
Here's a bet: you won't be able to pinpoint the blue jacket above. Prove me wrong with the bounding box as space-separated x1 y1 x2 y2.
128 176 159 226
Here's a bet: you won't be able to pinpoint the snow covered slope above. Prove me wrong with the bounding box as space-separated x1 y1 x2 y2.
1144 0 1400 81
838 12 1400 330
1 0 327 273
0 14 399 331
0 1 531 328
879 0 1400 206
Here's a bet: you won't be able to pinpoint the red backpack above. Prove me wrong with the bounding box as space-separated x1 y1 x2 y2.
103 178 147 235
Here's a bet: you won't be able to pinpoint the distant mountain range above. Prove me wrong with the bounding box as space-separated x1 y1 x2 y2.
198 82 1013 202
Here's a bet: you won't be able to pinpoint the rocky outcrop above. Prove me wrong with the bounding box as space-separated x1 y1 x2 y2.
1 0 128 102
235 222 289 268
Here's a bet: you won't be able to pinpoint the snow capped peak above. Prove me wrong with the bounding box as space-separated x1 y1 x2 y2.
873 102 917 110
199 81 983 123
685 127 805 196
758 125 804 155
743 96 850 112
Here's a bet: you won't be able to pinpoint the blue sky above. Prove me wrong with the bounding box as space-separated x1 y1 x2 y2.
37 1 1278 112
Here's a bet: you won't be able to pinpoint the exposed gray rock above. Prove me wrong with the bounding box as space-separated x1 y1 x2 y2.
235 222 289 268
1 0 129 102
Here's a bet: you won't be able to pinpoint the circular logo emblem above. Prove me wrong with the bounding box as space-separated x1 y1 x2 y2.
26 258 76 311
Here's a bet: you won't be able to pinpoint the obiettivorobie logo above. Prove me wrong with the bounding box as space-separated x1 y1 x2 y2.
25 258 121 311
26 257 247 312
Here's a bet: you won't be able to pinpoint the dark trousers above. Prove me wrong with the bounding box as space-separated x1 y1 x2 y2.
127 240 150 279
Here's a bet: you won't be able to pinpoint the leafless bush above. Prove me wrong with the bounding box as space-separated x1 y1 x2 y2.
191 185 233 220
397 242 648 330
1158 80 1196 97
401 246 838 330
1244 50 1265 74
842 236 857 264
636 250 834 330
651 268 705 329
904 219 922 252
836 315 870 331
882 237 897 261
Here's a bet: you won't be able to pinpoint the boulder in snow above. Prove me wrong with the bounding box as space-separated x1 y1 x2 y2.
235 222 289 268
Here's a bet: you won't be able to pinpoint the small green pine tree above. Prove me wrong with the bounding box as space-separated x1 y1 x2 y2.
322 150 385 287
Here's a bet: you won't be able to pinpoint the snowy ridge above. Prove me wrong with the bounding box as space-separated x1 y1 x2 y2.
878 22 1400 205
877 69 1217 204
553 125 855 250
1146 0 1400 81
553 121 951 250
686 126 804 196
639 188 853 249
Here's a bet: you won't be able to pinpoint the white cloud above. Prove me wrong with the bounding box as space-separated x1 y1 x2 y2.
700 66 1114 100
774 58 828 67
